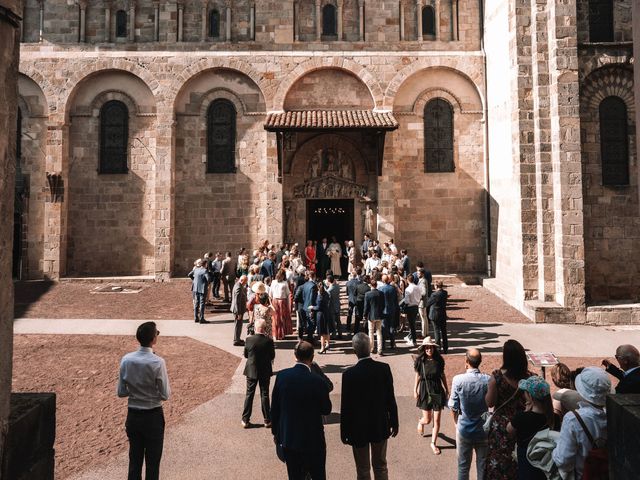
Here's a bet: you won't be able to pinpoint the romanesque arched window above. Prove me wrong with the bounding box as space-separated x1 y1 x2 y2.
322 4 337 36
207 99 236 173
115 10 127 38
599 96 629 185
99 101 129 174
209 9 220 38
422 6 436 36
424 98 454 172
588 0 613 42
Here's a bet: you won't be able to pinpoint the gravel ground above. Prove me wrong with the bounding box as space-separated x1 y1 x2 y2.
14 276 530 324
12 335 240 480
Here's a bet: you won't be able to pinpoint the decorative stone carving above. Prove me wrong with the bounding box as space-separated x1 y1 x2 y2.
284 201 298 241
293 176 367 199
307 148 355 181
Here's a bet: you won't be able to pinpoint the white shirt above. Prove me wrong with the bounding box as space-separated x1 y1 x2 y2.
117 347 170 410
364 257 380 273
552 402 607 479
404 283 422 306
270 280 290 299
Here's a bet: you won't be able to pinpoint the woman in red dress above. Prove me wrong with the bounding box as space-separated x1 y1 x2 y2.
304 239 317 272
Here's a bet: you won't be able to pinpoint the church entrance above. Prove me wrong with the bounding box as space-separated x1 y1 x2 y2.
306 199 354 245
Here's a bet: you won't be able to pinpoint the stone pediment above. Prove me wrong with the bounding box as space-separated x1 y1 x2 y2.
293 175 368 199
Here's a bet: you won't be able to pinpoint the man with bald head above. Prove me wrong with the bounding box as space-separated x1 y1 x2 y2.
448 348 491 480
602 344 640 394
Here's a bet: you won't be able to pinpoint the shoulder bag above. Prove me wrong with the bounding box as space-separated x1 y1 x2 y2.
482 382 519 434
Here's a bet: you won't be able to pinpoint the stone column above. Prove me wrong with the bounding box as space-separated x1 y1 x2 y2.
249 2 255 40
154 0 160 41
337 0 343 40
104 1 111 42
399 0 404 41
0 0 22 463
38 0 44 42
434 0 439 40
200 1 207 41
78 1 87 42
177 2 184 41
415 0 422 41
127 0 135 42
293 0 299 41
358 0 364 41
153 110 176 281
451 0 457 40
225 1 231 41
315 0 321 40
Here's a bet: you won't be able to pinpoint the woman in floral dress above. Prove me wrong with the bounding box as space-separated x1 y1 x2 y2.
484 339 533 479
253 293 275 338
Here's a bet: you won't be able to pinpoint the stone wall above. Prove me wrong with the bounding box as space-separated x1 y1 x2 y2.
0 0 22 470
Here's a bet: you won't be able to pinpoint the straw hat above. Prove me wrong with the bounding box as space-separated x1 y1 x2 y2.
251 281 267 294
418 336 438 350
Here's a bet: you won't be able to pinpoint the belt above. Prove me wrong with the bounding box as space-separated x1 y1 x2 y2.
128 406 163 414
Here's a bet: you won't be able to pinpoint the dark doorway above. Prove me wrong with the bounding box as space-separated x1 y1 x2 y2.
307 199 354 245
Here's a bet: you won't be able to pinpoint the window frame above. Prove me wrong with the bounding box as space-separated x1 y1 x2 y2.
599 95 629 186
422 5 436 37
209 9 221 38
588 0 614 43
424 98 455 173
115 10 127 38
99 100 129 175
322 4 337 37
206 99 237 174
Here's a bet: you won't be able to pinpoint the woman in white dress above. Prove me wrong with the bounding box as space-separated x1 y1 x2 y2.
327 237 342 277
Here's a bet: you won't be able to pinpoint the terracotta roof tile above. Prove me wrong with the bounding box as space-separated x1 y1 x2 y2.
264 110 398 131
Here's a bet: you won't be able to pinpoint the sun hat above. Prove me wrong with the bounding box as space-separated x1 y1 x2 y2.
418 336 438 350
296 266 306 274
251 281 267 294
574 367 611 406
518 376 550 400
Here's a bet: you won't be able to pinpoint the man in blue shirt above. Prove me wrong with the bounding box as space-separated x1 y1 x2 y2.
448 348 490 480
378 275 398 350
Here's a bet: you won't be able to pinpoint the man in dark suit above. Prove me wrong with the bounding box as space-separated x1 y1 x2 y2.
294 271 318 343
231 275 248 346
188 259 210 324
361 233 371 258
271 341 332 480
426 280 448 354
242 318 276 428
261 251 277 279
363 278 385 355
346 271 362 334
354 274 372 335
378 275 398 351
341 333 398 479
602 344 640 393
220 251 237 303
316 237 330 279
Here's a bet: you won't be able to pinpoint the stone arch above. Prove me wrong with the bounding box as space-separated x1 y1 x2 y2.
273 60 384 111
60 61 159 123
412 87 464 116
197 87 249 117
87 90 141 118
580 65 635 116
18 68 55 116
167 58 269 112
385 63 485 111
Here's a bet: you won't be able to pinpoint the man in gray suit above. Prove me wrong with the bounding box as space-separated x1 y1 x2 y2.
220 251 237 303
188 259 211 324
231 275 248 346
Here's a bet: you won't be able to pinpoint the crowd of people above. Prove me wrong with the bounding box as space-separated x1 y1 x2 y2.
113 235 640 480
188 235 448 354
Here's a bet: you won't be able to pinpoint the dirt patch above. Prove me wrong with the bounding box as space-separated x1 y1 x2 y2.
12 334 240 479
15 276 530 324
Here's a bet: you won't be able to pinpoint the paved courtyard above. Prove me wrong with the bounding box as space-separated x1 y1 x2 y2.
12 280 640 479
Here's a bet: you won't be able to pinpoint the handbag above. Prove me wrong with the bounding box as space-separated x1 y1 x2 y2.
482 385 519 434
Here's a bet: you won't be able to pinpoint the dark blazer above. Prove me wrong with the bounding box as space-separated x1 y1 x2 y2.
260 258 276 279
379 284 398 316
412 269 433 293
606 364 640 394
188 267 209 294
346 278 361 304
363 288 385 321
401 256 410 275
340 358 398 448
243 333 275 379
316 242 329 261
271 364 332 452
426 289 448 323
355 282 371 304
298 280 318 311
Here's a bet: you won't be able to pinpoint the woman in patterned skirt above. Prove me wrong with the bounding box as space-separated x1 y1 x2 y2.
270 269 292 340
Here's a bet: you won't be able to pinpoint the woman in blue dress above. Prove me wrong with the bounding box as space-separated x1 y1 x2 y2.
310 281 331 354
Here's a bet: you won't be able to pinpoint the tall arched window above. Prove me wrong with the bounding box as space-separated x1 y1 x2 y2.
100 101 129 174
422 6 436 36
209 9 220 38
588 0 613 42
322 4 337 36
207 99 236 173
424 98 454 172
599 96 629 185
115 10 127 38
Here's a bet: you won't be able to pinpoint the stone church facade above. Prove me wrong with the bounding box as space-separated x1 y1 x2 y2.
13 0 637 323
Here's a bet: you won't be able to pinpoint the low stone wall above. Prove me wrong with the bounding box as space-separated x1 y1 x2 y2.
586 305 640 326
1 393 55 480
607 394 640 480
